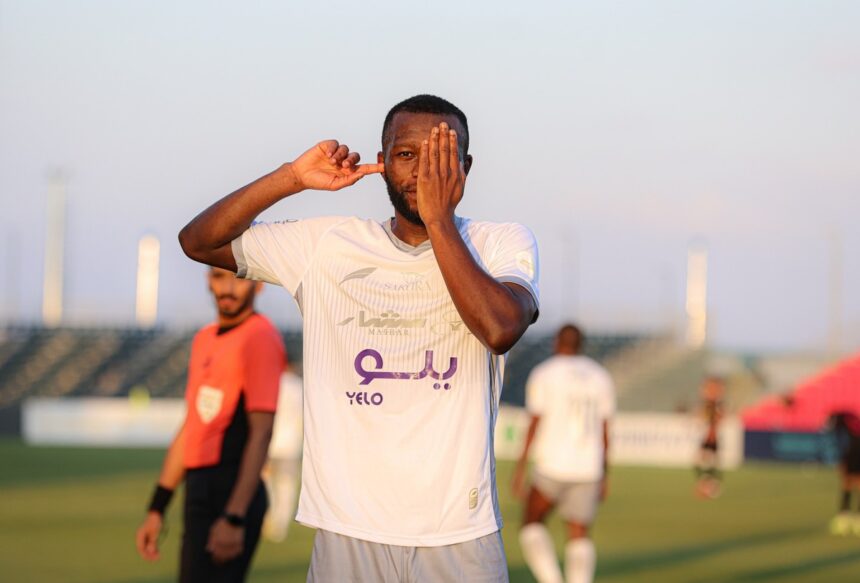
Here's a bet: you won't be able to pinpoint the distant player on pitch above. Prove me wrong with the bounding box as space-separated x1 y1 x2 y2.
178 94 540 581
828 411 860 535
513 324 614 583
135 267 285 582
694 376 725 499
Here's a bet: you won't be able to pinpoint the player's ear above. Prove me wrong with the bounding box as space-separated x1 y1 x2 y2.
464 154 473 176
377 151 386 177
254 282 264 295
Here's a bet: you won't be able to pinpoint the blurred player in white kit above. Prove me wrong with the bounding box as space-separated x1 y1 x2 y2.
512 323 615 583
263 362 303 542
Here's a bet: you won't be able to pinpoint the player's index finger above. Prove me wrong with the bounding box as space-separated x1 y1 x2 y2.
356 162 384 175
418 139 429 177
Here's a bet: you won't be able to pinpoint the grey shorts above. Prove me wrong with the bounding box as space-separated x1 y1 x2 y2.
532 471 600 525
307 529 509 583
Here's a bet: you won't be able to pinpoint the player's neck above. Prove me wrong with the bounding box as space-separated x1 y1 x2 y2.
390 213 429 247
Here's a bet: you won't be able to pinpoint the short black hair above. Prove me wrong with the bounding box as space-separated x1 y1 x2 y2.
381 94 469 155
557 323 584 353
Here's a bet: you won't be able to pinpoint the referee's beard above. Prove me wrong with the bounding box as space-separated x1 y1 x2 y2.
385 177 424 227
215 287 256 319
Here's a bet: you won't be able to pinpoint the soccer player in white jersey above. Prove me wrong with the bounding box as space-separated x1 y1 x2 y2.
178 95 540 582
512 324 615 583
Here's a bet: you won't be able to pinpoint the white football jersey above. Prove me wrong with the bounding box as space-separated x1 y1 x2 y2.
526 355 615 482
233 215 539 546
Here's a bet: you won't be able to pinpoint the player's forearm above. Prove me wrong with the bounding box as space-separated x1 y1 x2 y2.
157 424 187 489
179 164 303 266
426 218 532 354
517 416 539 467
223 425 273 517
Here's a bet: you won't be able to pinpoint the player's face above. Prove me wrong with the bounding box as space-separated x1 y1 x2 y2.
379 112 469 226
207 268 258 318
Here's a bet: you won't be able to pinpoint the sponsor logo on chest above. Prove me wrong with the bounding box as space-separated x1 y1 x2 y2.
344 348 460 406
339 267 433 293
338 311 426 336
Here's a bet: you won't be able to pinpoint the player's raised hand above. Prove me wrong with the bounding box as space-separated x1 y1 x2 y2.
417 123 465 225
135 511 164 561
288 140 384 192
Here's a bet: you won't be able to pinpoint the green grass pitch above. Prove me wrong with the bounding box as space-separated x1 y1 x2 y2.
1 439 858 582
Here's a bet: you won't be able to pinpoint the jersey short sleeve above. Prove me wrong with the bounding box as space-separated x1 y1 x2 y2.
484 223 540 308
232 216 349 295
241 324 286 413
524 365 547 416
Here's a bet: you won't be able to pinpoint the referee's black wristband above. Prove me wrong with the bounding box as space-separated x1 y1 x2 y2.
148 485 174 515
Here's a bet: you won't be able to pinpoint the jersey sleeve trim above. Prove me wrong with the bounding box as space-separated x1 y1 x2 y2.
232 237 249 279
496 275 540 323
496 275 539 306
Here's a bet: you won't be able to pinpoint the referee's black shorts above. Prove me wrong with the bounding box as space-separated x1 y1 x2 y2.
180 466 268 583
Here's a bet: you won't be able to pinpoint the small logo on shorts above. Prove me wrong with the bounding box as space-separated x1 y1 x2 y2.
469 488 479 510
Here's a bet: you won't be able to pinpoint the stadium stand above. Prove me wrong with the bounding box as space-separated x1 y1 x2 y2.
0 326 304 405
614 346 708 412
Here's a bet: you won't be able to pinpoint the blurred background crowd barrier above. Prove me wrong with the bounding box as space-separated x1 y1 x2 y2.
3 324 855 469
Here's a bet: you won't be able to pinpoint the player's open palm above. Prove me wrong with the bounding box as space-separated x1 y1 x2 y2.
289 140 384 191
135 512 163 561
417 123 465 224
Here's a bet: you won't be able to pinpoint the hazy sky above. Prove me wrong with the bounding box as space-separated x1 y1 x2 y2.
1 0 858 352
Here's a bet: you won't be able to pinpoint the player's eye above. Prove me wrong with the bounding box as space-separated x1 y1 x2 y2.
396 151 414 159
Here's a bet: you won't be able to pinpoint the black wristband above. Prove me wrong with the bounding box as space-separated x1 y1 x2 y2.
222 512 246 527
148 484 174 515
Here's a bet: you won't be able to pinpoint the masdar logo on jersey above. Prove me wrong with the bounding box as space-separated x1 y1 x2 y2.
196 385 224 423
338 311 426 336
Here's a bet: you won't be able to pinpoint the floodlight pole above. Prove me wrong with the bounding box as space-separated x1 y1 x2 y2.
685 243 708 349
42 172 66 327
135 235 161 328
